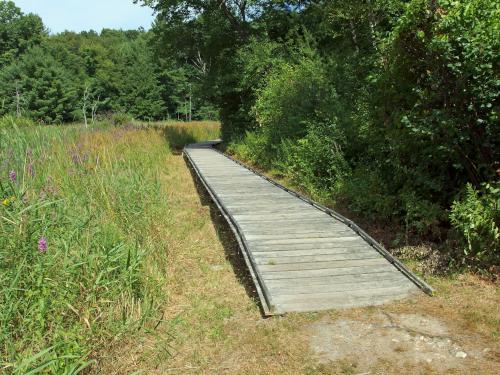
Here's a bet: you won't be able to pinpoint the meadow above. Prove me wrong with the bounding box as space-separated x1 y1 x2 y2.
0 119 219 372
1 119 498 374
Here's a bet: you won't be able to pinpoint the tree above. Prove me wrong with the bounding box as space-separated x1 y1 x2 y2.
0 1 45 66
0 46 79 123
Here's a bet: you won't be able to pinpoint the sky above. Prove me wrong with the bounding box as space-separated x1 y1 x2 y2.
12 0 155 34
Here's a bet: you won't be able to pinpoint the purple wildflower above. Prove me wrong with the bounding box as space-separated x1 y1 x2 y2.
38 237 47 253
27 163 35 177
8 170 17 183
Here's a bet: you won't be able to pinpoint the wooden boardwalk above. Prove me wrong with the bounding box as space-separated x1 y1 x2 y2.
184 141 433 315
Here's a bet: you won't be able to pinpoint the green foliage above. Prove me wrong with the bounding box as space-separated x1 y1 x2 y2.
104 35 165 120
0 46 80 123
204 0 499 267
450 183 500 265
277 125 350 200
254 57 339 143
377 0 498 183
227 131 272 168
110 112 135 126
0 1 45 66
0 15 216 123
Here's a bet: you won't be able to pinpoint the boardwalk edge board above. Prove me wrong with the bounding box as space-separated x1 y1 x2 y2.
183 140 434 316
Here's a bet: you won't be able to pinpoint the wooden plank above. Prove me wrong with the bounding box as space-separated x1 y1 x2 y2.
246 236 364 245
252 247 374 257
245 231 356 240
268 278 413 295
273 284 417 305
254 251 381 264
258 257 387 272
243 230 355 238
275 292 414 313
234 213 326 222
265 271 408 288
240 224 348 232
233 217 341 225
250 242 372 251
261 264 396 280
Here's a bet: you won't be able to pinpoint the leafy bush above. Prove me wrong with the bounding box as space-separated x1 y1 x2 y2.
110 112 134 126
450 183 500 265
276 122 350 200
226 131 272 169
341 165 399 221
375 0 499 201
254 57 339 146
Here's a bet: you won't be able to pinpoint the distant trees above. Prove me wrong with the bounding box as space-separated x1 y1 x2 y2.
0 46 79 123
0 1 45 67
0 5 217 123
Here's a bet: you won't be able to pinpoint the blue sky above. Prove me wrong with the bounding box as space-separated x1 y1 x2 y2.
13 0 155 34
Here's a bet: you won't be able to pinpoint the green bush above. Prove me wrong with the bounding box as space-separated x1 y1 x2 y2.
276 123 350 200
341 165 399 221
110 112 134 126
226 131 272 169
450 183 500 266
254 57 339 146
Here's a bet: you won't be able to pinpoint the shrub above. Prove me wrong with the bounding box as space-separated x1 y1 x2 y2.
254 57 339 146
226 131 272 169
276 122 350 200
110 112 134 126
342 165 399 221
450 183 500 266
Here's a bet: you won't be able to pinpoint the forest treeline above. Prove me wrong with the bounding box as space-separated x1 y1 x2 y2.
1 0 498 267
0 1 217 122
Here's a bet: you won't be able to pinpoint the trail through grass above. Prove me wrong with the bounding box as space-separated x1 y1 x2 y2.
1 120 498 374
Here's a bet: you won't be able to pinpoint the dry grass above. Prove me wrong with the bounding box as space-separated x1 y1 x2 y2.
96 128 499 374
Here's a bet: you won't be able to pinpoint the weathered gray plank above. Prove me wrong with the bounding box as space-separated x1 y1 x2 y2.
268 278 414 295
246 237 364 246
265 271 409 288
258 258 388 272
252 247 374 257
275 292 414 313
250 241 370 251
273 284 417 305
254 252 381 264
261 264 396 280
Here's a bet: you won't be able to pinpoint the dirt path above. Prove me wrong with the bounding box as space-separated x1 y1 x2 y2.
99 153 499 374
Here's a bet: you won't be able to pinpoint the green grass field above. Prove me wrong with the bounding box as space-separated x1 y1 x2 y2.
0 120 219 373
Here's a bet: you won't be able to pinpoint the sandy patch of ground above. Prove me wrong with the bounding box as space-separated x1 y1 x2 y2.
308 311 497 374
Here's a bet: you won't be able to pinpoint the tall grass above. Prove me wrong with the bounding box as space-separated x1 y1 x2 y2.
0 119 219 373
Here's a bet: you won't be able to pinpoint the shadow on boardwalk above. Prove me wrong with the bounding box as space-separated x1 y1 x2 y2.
184 155 265 315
